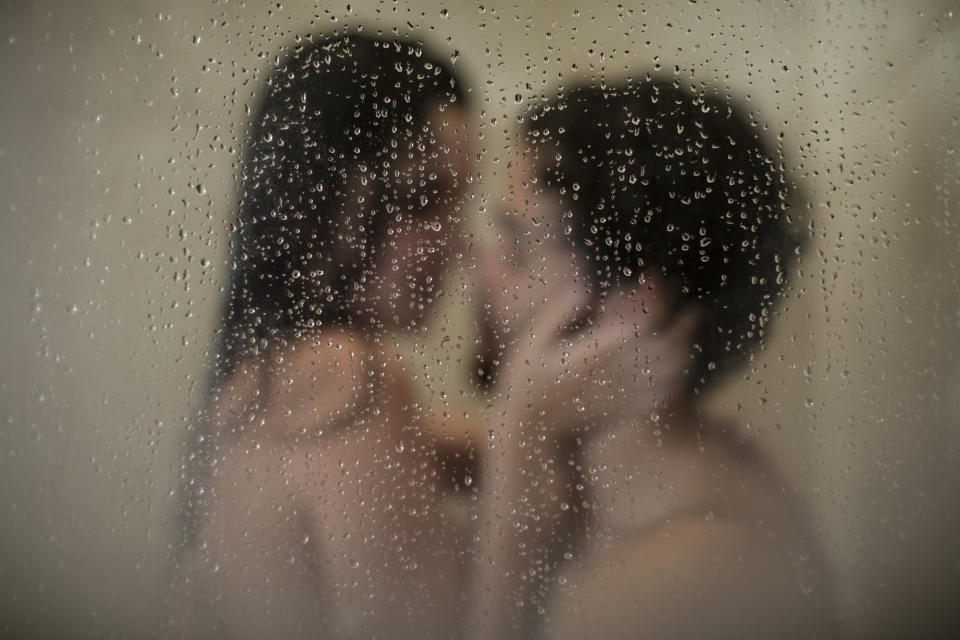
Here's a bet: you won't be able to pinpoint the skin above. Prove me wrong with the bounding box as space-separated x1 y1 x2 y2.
544 419 832 640
167 102 476 640
370 101 475 330
471 152 835 639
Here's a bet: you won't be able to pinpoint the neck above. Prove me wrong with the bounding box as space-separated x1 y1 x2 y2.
585 393 700 450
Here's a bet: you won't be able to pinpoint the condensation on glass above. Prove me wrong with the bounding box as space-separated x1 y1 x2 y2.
0 2 958 639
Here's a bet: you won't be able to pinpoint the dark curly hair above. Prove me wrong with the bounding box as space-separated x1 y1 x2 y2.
523 79 802 392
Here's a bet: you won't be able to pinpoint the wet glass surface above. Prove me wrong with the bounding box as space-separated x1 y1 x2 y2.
1 2 958 638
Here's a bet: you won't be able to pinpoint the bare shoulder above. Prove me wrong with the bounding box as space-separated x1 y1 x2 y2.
211 330 372 440
547 423 836 639
547 514 833 639
265 330 370 435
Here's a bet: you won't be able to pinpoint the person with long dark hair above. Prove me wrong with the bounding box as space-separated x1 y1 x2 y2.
168 32 475 639
473 79 835 638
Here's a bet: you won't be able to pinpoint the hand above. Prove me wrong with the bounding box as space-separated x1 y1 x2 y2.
494 275 699 441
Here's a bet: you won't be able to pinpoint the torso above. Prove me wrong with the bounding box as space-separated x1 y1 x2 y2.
544 415 836 639
173 331 465 639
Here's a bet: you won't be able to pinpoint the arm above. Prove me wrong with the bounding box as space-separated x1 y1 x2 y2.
470 281 699 640
472 401 573 638
470 289 581 639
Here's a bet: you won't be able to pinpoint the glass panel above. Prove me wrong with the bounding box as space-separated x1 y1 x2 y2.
1 2 957 638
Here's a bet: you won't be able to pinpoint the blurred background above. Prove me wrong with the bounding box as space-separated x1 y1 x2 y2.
1 1 958 637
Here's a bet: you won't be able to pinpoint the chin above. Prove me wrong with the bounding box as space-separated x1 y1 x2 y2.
411 289 444 329
380 291 439 333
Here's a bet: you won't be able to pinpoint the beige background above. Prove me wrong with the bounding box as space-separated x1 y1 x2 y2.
1 1 958 637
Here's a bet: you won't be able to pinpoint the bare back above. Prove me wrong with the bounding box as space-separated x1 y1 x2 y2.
168 331 464 639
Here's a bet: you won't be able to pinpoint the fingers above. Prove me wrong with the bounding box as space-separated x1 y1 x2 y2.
560 301 642 383
660 304 701 350
527 283 590 353
559 301 701 412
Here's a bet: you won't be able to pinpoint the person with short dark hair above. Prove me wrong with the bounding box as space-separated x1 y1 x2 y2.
473 79 834 639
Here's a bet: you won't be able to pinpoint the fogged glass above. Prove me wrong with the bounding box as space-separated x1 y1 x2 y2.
1 2 958 639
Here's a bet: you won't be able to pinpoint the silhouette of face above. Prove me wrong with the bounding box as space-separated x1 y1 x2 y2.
480 150 670 378
482 151 582 331
367 102 475 330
